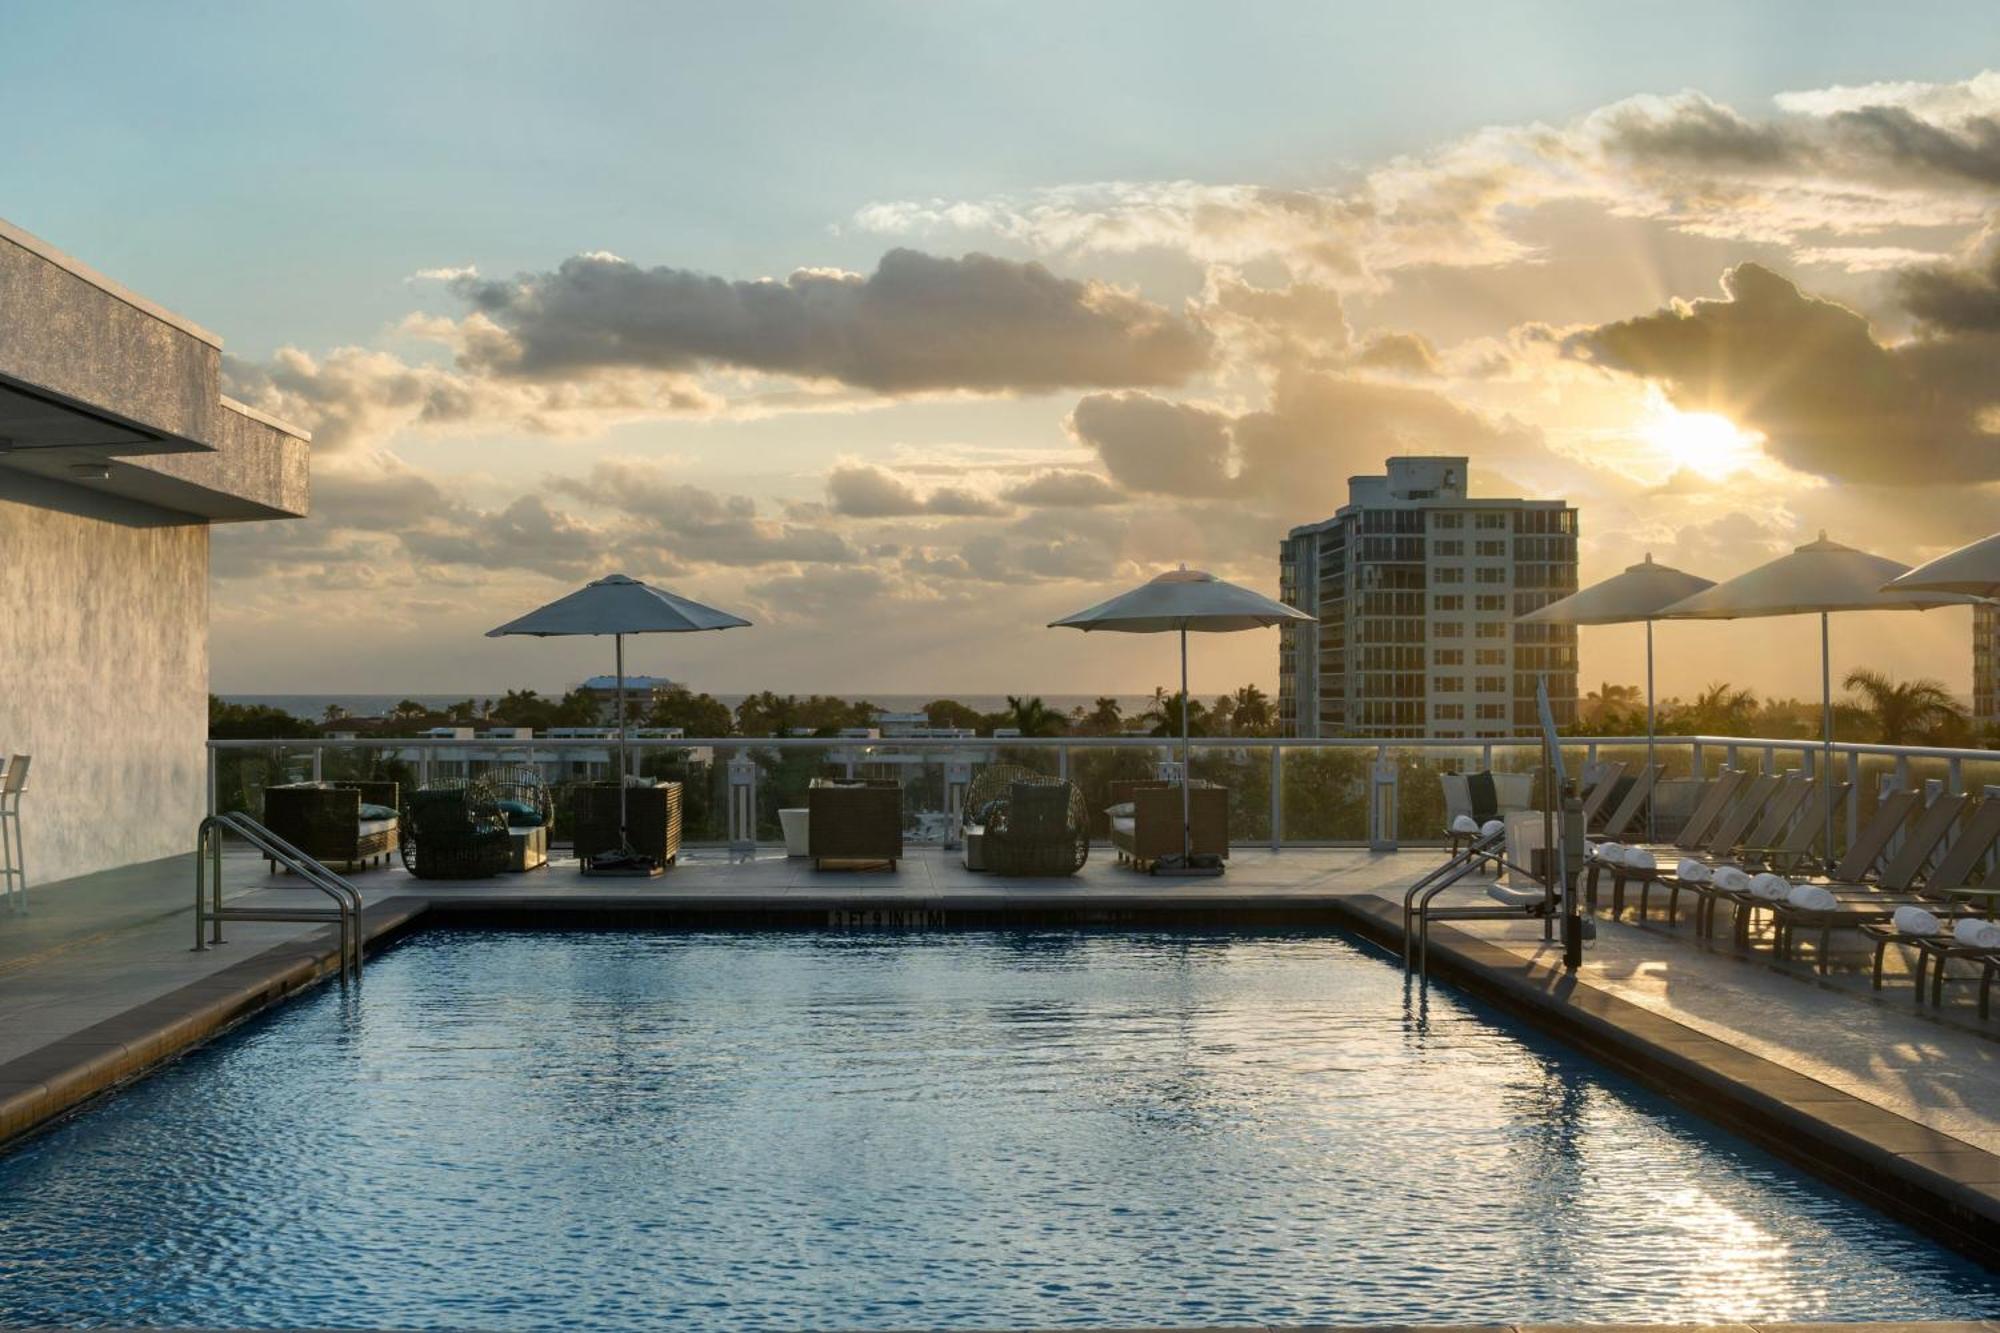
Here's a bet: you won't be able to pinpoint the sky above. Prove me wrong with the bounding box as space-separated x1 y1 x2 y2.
6 1 2000 702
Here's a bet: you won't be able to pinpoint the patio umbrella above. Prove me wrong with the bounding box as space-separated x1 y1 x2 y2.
488 574 751 871
1657 533 1977 861
1517 553 1715 837
1049 567 1313 874
1883 531 2000 598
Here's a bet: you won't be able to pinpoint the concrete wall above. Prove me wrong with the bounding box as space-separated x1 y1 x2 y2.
0 474 207 885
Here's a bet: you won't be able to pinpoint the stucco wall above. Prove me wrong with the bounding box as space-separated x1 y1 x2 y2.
0 474 207 886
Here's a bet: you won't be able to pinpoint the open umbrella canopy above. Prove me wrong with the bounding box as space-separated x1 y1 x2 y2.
1049 567 1312 633
1883 532 2000 599
1517 553 1713 626
486 573 751 637
1658 534 1967 620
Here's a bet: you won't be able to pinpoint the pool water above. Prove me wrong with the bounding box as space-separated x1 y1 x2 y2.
0 929 1994 1329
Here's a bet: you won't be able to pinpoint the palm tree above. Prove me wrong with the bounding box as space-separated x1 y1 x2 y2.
1229 683 1275 736
1143 688 1208 738
1841 669 1967 745
1002 695 1067 737
1578 682 1643 731
1076 696 1124 735
1670 682 1759 735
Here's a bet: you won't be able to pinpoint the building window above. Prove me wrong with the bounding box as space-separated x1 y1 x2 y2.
1434 648 1463 665
1476 540 1505 557
1475 594 1505 612
1432 675 1463 692
1475 568 1505 585
1433 594 1463 611
1434 539 1463 556
1435 623 1463 639
1475 512 1507 530
1476 623 1507 639
1432 513 1463 530
1434 703 1465 720
1476 703 1507 720
1475 647 1506 665
1475 675 1505 693
1436 567 1464 584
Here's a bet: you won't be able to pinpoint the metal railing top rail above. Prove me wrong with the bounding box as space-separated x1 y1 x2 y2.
206 733 2000 760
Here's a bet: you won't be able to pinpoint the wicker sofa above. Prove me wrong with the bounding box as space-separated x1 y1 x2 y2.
263 781 399 870
1105 779 1229 869
573 781 684 868
808 779 902 870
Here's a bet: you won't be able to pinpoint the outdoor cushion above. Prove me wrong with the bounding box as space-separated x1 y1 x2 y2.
1105 802 1136 819
357 802 398 822
1466 771 1499 822
1109 815 1136 837
356 817 396 840
497 798 545 827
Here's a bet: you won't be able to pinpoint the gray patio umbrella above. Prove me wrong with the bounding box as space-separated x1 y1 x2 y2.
1518 553 1715 837
1883 531 2000 598
1658 534 1976 862
488 574 750 869
1050 567 1313 874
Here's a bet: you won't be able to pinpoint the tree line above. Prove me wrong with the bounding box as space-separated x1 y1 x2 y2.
208 684 1283 741
1574 669 1987 747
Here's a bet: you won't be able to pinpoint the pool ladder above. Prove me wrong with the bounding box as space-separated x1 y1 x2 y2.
194 812 364 981
1402 829 1551 979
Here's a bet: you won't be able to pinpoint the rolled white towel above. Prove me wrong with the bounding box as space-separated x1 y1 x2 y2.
1624 848 1657 872
1786 883 1837 911
1480 818 1505 841
1749 872 1791 902
1711 866 1753 894
1675 858 1711 884
1451 814 1480 835
1953 918 2000 949
1592 841 1624 863
1892 904 1943 937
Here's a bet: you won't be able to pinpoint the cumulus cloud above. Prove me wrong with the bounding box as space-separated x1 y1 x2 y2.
999 469 1124 507
552 459 863 565
824 463 1010 517
446 248 1211 394
1067 392 1237 496
1354 331 1442 376
1897 242 2000 332
1567 262 2000 484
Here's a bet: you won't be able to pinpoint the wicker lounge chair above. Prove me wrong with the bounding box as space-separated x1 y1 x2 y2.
263 780 400 870
985 777 1089 877
808 780 902 870
573 781 684 869
402 780 511 879
484 766 554 870
1106 780 1228 871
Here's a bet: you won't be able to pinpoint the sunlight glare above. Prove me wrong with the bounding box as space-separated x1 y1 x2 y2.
1642 408 1765 481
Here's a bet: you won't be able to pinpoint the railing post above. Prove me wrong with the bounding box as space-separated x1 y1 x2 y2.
1269 745 1282 852
1369 745 1398 852
1058 744 1069 782
1895 753 1911 793
1691 741 1705 777
727 749 759 858
311 745 323 784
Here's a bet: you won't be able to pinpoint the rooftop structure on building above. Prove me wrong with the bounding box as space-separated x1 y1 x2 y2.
1278 456 1578 740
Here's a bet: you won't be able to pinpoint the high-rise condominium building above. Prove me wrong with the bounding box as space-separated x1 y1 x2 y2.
1976 603 2000 724
1278 456 1579 739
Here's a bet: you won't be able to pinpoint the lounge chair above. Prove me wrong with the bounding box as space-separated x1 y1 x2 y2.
573 781 685 869
1655 778 1846 929
1888 917 2000 1016
1578 761 1628 827
1107 779 1228 871
1594 763 1663 839
403 780 511 879
1632 773 1811 924
1583 769 1746 915
1751 793 1985 971
263 780 400 871
1441 770 1534 853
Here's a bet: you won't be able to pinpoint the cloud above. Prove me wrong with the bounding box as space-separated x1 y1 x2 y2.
999 469 1124 507
446 248 1212 394
1897 242 2000 332
824 463 1010 517
1067 392 1237 497
552 459 863 565
1353 331 1441 376
1567 262 2000 484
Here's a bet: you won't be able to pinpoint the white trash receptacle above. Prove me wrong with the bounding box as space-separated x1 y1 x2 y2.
779 808 810 857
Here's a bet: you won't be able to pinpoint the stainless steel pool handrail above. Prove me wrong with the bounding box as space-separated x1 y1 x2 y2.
1404 831 1557 979
194 812 363 981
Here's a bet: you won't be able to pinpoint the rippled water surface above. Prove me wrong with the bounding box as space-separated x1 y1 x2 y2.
1 929 1994 1329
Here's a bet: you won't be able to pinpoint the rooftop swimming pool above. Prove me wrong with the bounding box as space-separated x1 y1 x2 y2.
0 928 1994 1329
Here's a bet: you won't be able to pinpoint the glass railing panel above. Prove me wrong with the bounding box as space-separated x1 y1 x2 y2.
1276 745 1370 842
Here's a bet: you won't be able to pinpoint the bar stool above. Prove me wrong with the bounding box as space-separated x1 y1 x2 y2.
1 754 28 913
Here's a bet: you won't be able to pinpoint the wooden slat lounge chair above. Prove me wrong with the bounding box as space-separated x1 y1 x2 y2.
1753 793 1979 970
1579 762 1627 827
1643 775 1817 925
1679 787 1918 939
1594 764 1663 839
1585 769 1747 916
1851 799 2000 998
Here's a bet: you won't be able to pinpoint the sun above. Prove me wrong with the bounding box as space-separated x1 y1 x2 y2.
1641 407 1764 481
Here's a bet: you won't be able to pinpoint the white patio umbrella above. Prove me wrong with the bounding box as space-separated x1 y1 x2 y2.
1658 533 1977 861
1517 553 1715 838
488 574 751 869
1050 567 1313 874
1883 531 2000 598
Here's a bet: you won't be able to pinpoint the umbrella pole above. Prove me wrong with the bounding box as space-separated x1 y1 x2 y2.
1645 619 1657 843
1180 623 1192 863
617 631 630 849
1821 611 1834 871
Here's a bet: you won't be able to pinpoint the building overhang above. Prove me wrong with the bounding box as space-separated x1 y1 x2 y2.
0 218 309 523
